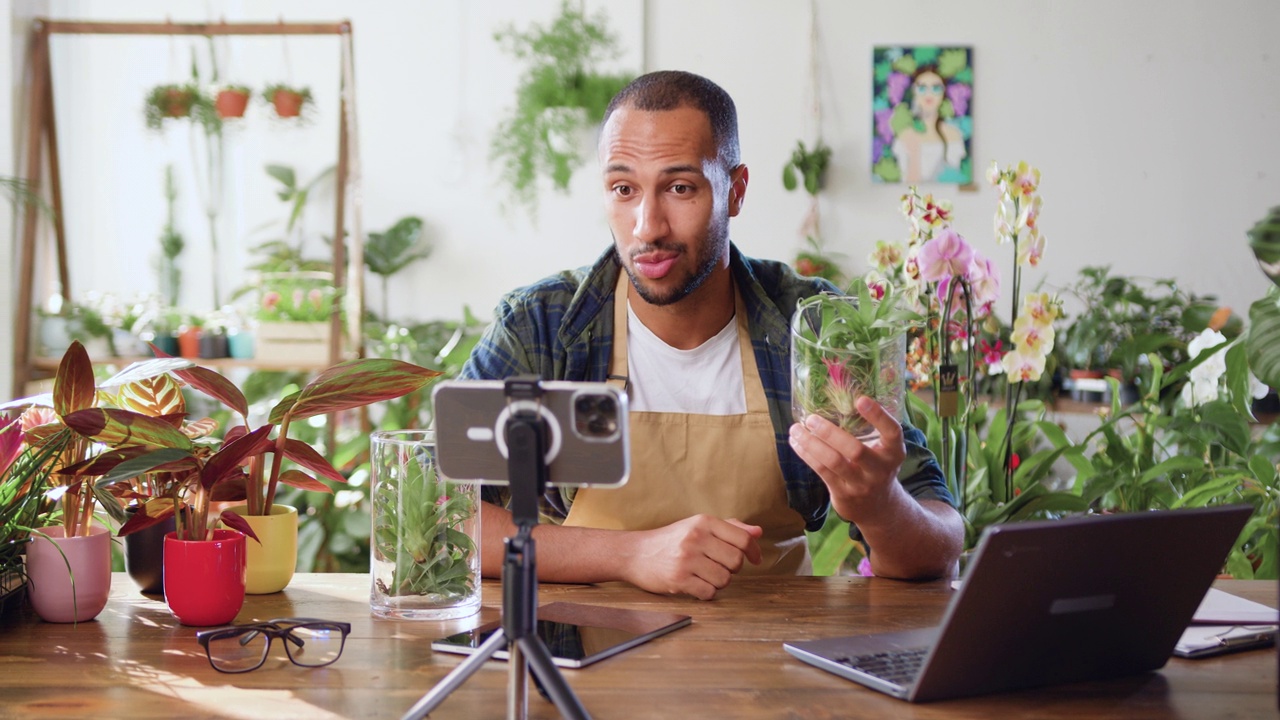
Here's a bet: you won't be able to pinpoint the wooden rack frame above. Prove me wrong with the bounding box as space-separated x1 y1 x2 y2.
12 19 359 397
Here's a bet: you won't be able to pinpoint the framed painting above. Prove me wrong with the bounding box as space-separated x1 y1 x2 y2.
872 46 973 184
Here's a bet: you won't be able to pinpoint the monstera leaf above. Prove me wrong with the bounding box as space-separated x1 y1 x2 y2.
1247 206 1280 388
1248 205 1280 287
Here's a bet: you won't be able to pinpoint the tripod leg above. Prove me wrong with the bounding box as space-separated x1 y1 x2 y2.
515 636 592 720
508 642 527 720
400 628 509 720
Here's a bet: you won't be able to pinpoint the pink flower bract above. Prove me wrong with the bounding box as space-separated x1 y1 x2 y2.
917 228 974 282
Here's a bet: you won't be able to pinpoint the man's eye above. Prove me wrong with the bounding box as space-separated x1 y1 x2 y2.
613 185 633 197
671 184 692 195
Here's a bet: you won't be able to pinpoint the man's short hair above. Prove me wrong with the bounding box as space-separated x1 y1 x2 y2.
603 70 740 168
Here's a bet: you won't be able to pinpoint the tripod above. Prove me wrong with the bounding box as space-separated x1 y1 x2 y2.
402 377 592 720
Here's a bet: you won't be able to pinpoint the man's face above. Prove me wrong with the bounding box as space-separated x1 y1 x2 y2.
599 105 746 307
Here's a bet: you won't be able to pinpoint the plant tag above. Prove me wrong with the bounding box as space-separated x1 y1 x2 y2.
938 364 959 418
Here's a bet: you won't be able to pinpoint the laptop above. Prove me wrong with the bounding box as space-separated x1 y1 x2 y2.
784 505 1252 702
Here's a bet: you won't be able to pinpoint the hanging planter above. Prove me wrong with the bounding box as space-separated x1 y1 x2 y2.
214 85 251 119
264 84 312 119
143 84 199 130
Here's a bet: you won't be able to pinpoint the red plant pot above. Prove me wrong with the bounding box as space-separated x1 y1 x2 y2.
163 529 247 627
215 89 250 119
271 90 305 118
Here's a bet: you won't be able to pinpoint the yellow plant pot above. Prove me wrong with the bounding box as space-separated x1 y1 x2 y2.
222 504 298 594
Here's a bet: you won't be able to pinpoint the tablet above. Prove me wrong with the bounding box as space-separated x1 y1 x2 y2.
431 601 692 668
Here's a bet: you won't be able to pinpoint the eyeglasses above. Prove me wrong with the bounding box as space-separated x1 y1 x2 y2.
196 617 351 673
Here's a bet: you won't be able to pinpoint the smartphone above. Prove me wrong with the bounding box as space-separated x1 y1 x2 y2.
432 602 690 668
432 379 629 487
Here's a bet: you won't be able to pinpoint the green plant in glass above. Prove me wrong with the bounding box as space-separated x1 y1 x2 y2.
372 442 476 600
791 282 917 438
491 0 633 214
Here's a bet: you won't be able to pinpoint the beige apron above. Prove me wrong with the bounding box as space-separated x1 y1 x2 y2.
563 275 810 575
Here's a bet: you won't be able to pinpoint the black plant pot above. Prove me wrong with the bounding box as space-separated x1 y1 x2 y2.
123 508 177 595
0 572 27 623
198 333 229 359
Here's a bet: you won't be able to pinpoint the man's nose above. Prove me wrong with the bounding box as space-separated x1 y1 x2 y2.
633 197 668 243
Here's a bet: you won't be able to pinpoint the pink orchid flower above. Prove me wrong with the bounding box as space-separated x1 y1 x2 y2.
978 339 1005 368
967 254 1001 308
917 228 975 282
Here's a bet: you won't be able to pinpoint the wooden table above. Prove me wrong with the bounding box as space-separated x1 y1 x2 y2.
0 573 1275 719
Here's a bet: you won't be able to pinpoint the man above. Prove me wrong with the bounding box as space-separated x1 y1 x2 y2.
461 70 963 600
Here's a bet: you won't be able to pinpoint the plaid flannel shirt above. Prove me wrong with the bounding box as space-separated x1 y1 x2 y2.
459 244 954 541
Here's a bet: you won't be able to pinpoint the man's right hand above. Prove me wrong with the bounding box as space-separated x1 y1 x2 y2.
622 515 763 600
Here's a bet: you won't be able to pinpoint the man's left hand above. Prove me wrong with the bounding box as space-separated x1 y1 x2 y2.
787 395 907 523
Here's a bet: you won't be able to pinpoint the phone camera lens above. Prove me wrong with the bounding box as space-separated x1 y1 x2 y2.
576 393 618 438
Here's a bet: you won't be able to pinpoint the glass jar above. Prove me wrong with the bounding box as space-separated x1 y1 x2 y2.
370 430 481 620
791 295 907 440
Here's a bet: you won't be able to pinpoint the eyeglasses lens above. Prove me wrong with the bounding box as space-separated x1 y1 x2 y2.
285 623 347 667
206 628 270 672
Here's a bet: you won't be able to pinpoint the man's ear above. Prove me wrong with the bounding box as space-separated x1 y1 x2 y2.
729 165 749 217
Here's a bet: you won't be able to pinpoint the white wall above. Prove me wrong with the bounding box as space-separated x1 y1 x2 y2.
5 0 1278 386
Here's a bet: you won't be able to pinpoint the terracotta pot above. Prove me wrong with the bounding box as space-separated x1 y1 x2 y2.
222 504 298 594
26 525 112 623
123 507 177 595
163 529 246 627
163 88 191 118
177 328 202 359
271 90 306 118
215 88 250 119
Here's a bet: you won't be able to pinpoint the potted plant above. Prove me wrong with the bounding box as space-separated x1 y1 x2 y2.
1057 266 1233 404
782 139 832 196
263 83 312 118
0 413 66 618
9 341 166 622
364 216 432 321
214 84 251 119
64 345 440 600
491 0 633 213
254 272 341 363
144 83 200 130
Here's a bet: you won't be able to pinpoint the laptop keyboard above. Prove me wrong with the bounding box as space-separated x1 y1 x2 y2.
834 647 928 686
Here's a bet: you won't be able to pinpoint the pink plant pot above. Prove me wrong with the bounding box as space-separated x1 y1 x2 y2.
26 525 112 623
163 529 247 627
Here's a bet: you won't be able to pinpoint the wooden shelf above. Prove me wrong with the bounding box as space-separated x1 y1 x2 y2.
12 19 360 399
32 355 333 374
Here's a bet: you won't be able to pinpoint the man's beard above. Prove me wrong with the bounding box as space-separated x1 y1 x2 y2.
618 215 729 307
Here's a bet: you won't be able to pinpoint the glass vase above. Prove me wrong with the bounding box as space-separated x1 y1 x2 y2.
791 295 908 440
370 430 481 620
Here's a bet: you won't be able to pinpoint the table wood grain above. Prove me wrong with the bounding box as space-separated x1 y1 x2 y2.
0 573 1274 719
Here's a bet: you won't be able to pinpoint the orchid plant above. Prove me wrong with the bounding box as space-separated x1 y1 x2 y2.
872 164 1086 549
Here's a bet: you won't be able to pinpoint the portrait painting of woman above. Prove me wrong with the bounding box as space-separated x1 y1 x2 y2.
872 46 973 184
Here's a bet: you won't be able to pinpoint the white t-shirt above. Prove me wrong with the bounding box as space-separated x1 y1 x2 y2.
625 302 747 414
